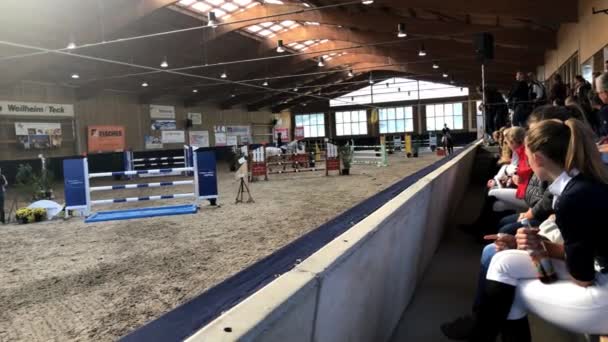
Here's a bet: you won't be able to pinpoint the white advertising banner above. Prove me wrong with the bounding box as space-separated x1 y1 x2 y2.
161 130 185 143
215 132 227 146
188 112 202 125
1 101 74 117
145 135 163 149
226 135 238 146
189 131 210 148
150 104 176 119
14 122 63 149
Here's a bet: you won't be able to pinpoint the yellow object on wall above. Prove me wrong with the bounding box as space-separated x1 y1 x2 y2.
405 134 412 154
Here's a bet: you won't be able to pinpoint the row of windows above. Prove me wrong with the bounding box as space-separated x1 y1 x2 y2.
295 103 464 138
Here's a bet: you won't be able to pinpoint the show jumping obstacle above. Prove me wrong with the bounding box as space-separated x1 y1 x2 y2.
123 146 193 178
249 142 340 181
350 140 388 167
64 150 218 223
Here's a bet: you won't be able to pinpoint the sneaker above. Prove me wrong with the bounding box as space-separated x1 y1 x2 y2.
440 315 475 340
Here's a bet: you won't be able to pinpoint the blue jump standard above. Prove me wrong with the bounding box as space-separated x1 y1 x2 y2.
85 204 198 223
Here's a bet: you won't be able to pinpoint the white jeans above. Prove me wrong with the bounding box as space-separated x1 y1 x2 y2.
488 188 528 212
486 249 608 335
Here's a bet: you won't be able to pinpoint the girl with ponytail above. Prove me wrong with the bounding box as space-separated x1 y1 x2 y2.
461 119 608 341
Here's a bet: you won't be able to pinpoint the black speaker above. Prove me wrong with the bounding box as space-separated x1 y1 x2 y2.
474 32 494 62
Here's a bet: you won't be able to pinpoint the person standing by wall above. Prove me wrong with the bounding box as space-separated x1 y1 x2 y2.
527 72 547 108
508 72 532 127
0 168 7 224
549 74 568 106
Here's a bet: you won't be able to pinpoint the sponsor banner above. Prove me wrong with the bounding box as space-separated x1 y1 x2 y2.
150 104 176 119
327 158 340 171
151 119 177 131
274 128 290 143
226 135 238 146
226 125 251 136
1 101 74 117
215 132 227 146
14 122 62 150
189 131 210 148
88 125 125 152
188 113 202 125
161 130 185 144
145 135 163 149
295 126 305 140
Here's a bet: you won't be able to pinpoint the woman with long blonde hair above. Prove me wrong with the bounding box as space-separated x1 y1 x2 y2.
465 119 608 341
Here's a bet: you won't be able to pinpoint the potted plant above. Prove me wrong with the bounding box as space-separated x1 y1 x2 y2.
339 145 353 175
32 208 47 222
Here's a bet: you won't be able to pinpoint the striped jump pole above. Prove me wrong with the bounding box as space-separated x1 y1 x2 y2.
90 180 194 192
351 140 388 167
89 167 194 179
91 193 195 205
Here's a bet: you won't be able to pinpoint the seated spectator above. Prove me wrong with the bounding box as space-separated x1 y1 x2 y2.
487 127 530 212
574 75 592 103
461 119 608 341
591 92 608 138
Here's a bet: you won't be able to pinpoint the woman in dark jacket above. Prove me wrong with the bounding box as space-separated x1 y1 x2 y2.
549 74 568 106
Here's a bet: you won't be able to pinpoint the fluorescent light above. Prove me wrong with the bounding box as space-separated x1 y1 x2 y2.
66 42 77 50
142 82 149 87
397 23 407 38
433 62 439 69
276 40 285 53
442 72 449 78
220 71 227 79
263 80 269 86
362 0 374 4
71 73 80 79
418 43 427 57
348 69 354 77
207 11 218 28
318 56 324 67
193 89 198 93
160 58 168 68
293 87 299 91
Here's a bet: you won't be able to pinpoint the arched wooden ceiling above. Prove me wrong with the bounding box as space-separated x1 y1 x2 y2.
0 0 577 110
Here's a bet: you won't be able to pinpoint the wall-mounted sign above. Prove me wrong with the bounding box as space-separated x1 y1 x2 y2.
226 135 238 146
189 131 210 148
215 133 227 146
295 126 305 140
188 113 202 125
15 122 63 149
151 120 177 131
161 130 185 144
2 101 74 117
145 135 163 149
87 125 125 152
150 104 176 119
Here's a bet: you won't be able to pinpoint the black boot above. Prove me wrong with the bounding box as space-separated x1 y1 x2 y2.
469 280 517 342
500 317 531 342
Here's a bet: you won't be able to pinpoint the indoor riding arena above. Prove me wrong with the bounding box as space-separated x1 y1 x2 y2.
1 1 608 342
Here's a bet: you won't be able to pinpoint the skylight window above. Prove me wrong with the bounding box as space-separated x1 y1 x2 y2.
207 0 224 6
191 2 211 12
258 29 274 37
179 0 197 5
246 25 262 32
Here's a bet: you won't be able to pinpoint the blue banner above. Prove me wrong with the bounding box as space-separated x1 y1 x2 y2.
195 151 218 201
64 158 87 208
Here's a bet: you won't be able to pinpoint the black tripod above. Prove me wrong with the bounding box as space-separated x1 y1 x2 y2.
235 177 254 204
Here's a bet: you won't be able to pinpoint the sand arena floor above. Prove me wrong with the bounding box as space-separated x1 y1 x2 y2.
0 153 440 342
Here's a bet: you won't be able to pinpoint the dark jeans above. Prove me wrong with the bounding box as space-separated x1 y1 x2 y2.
0 196 4 223
497 214 541 235
512 104 531 127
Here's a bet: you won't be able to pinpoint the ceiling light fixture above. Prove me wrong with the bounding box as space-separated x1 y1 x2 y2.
418 43 427 57
397 23 407 38
71 73 80 79
207 11 218 28
442 72 449 78
450 77 455 84
293 86 299 92
432 62 439 69
66 41 77 50
231 93 236 98
263 79 269 86
193 89 198 93
362 0 374 4
160 57 169 68
317 56 325 67
220 71 227 79
141 82 149 87
276 39 285 53
347 69 354 77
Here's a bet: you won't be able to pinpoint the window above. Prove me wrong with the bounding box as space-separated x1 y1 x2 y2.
295 113 325 138
335 110 368 136
379 107 414 133
426 103 464 131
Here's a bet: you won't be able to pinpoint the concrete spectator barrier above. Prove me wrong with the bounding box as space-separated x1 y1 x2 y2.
184 141 480 342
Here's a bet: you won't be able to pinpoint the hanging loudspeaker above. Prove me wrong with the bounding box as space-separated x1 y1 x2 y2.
473 32 494 62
